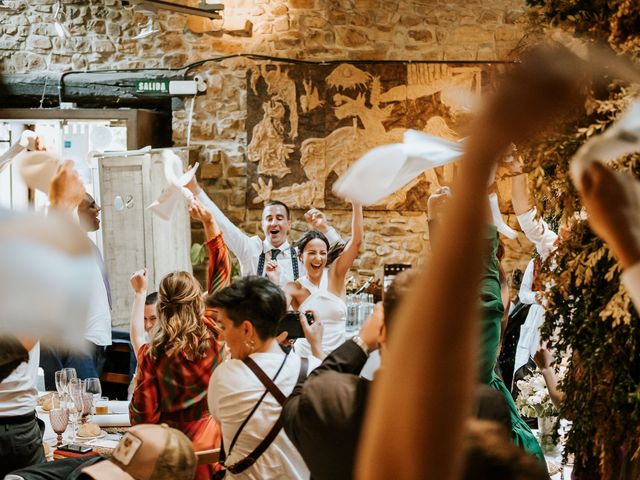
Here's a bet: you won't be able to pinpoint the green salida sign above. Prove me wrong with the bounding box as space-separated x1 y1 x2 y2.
135 80 170 94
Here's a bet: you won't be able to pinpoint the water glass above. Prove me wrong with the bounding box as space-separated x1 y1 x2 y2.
95 397 109 415
80 392 94 424
49 402 69 447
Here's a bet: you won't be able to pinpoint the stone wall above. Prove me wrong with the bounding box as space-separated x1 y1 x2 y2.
1 0 535 289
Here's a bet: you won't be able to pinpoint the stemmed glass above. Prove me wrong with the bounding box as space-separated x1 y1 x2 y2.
61 368 77 386
54 371 67 396
84 378 102 413
67 378 82 440
49 395 69 447
79 391 94 424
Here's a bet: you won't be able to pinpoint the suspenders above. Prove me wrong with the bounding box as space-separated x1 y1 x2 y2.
256 246 299 280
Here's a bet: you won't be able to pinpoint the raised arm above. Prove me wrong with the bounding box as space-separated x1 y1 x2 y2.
518 258 539 305
355 47 583 480
511 158 531 216
189 200 231 294
129 269 148 359
304 207 343 247
533 348 564 410
187 177 258 262
329 202 363 287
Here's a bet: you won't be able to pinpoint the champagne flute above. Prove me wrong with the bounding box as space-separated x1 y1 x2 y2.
67 378 82 440
49 396 69 447
54 370 67 396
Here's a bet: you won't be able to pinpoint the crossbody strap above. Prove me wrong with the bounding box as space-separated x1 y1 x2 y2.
225 356 309 475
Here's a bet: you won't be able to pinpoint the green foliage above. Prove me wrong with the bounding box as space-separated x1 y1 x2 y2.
520 3 640 476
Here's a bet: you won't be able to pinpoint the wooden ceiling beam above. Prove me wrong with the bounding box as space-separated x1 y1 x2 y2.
126 0 224 19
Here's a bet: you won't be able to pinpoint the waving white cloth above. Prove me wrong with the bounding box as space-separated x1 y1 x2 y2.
570 99 640 186
147 150 199 221
333 130 463 205
0 130 38 173
333 129 517 238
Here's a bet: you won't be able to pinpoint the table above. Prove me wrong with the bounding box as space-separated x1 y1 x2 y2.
37 398 130 458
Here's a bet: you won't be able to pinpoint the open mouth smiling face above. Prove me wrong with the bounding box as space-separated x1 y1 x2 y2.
262 204 291 248
302 238 328 275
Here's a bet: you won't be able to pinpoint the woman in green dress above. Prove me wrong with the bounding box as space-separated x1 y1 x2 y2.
480 225 546 465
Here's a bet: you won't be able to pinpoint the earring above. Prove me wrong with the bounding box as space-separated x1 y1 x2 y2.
244 339 256 354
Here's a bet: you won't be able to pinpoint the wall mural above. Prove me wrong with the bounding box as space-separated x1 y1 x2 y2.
246 62 493 211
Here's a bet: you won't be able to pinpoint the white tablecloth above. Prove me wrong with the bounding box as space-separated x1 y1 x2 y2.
37 399 130 445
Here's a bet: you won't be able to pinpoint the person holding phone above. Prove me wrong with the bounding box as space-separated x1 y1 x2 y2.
268 202 363 358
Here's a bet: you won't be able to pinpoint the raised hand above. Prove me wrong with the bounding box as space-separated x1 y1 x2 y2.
189 199 213 224
300 310 325 359
533 347 554 371
265 260 280 285
578 162 640 269
49 160 85 211
304 208 329 233
358 302 384 352
130 269 148 294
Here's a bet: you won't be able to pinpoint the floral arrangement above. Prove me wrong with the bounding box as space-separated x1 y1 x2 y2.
515 373 556 418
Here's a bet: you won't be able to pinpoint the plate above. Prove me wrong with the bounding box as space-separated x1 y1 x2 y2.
76 429 105 440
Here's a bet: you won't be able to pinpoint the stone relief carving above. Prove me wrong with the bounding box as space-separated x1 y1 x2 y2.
246 63 486 210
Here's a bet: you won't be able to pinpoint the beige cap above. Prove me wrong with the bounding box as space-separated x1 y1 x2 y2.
18 150 60 194
82 424 197 480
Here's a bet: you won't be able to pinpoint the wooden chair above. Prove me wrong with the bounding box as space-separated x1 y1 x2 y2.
196 448 220 465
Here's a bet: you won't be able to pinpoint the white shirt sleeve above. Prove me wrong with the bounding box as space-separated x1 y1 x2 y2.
621 262 640 313
518 259 539 305
517 208 558 260
196 189 261 273
323 226 342 247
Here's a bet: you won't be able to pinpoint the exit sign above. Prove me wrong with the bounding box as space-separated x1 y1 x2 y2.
136 80 170 94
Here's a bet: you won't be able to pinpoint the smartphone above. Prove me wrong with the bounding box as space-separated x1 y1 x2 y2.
277 311 313 339
58 444 93 454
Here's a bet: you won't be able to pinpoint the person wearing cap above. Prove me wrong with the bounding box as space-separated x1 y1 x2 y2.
5 424 197 480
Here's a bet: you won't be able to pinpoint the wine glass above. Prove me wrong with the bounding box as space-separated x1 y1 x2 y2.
54 370 67 396
49 400 69 447
84 378 102 407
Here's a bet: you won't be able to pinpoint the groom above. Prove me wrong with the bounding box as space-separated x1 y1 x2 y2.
187 178 342 287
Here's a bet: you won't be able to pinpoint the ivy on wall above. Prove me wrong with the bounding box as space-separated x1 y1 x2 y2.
521 1 640 477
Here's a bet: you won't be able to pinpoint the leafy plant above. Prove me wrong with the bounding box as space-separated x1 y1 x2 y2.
519 2 640 477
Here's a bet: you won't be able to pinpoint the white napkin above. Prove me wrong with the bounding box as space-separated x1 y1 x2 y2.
333 130 516 238
147 150 199 221
0 235 93 348
0 130 38 173
570 99 640 186
92 414 131 427
333 130 464 205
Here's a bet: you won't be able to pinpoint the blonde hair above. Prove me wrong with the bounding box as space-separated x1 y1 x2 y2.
149 271 210 362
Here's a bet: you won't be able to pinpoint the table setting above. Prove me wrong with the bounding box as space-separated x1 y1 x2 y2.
37 368 131 459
